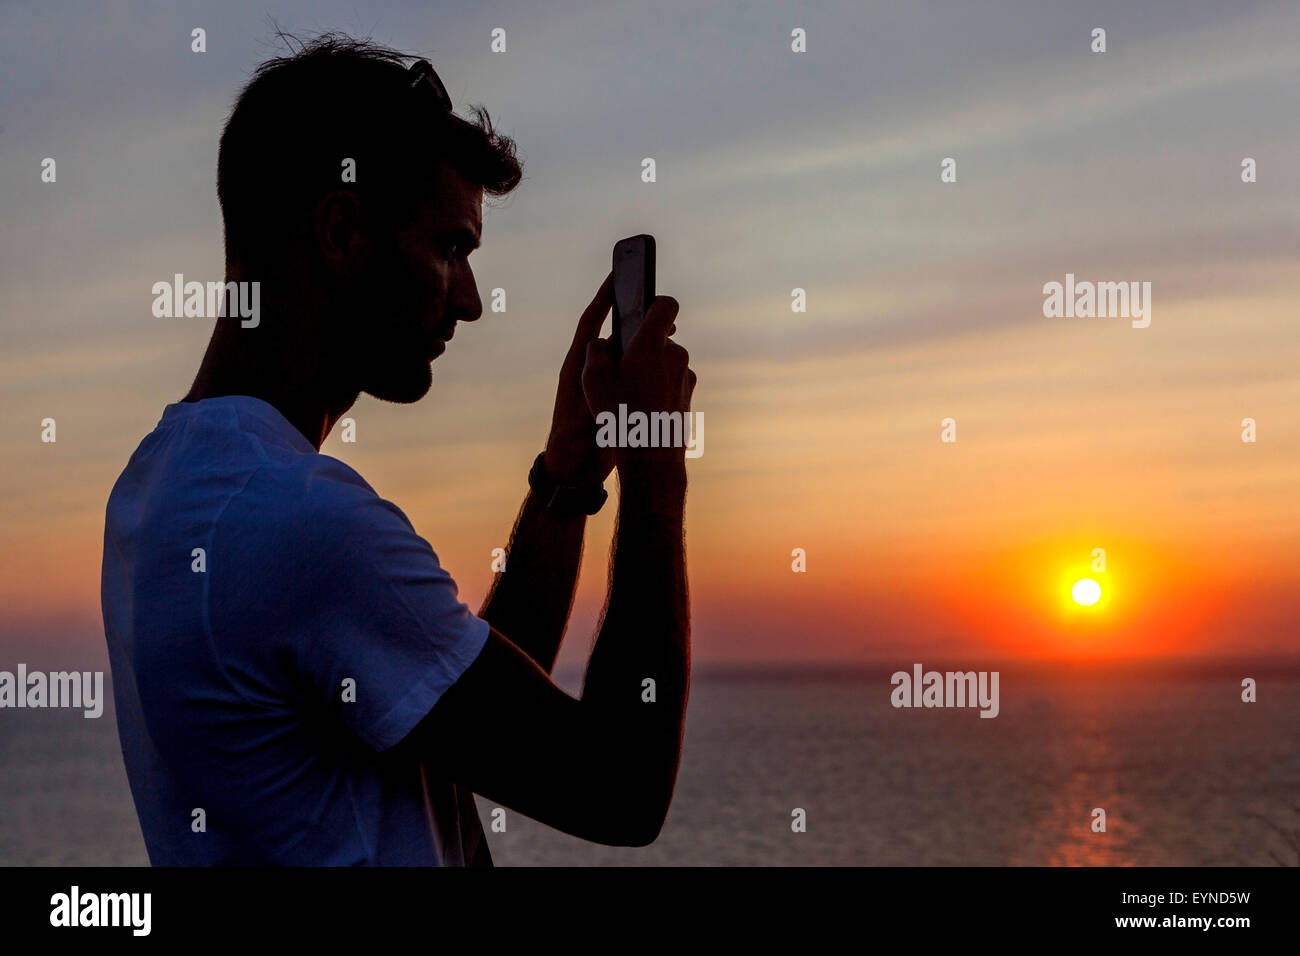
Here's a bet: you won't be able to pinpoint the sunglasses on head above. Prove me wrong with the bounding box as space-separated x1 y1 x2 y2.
406 59 453 113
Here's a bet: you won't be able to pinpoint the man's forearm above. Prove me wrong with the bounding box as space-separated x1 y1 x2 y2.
579 465 690 822
477 486 586 675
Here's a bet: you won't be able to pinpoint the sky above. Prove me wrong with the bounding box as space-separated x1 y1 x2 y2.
1 0 1298 669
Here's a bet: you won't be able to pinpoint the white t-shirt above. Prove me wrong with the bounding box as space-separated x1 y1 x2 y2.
100 395 492 865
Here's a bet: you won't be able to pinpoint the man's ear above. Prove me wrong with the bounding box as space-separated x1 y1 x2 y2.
313 191 369 278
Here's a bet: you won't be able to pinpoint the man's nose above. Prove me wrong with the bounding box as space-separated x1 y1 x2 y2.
451 262 482 322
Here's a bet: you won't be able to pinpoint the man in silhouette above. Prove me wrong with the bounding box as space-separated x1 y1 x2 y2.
101 35 694 865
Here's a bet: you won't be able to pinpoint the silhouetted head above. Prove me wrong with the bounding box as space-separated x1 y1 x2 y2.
216 34 522 403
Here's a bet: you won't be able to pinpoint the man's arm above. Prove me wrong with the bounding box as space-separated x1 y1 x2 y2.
475 274 616 673
403 466 687 846
476 486 585 674
398 294 694 847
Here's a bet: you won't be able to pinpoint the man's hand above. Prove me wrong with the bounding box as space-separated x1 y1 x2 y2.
543 273 617 484
580 292 695 490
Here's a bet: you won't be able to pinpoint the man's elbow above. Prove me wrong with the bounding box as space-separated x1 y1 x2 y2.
579 715 682 847
587 772 673 847
620 796 671 847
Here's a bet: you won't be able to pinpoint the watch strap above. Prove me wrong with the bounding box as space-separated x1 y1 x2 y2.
528 452 608 516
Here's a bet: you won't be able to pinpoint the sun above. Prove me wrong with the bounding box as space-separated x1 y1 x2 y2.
1072 578 1102 606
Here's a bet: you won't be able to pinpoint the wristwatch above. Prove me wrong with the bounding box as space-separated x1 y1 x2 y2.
528 452 608 516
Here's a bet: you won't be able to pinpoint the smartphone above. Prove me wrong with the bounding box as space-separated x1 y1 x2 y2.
611 234 655 361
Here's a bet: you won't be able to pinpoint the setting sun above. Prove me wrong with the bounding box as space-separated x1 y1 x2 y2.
1072 578 1102 606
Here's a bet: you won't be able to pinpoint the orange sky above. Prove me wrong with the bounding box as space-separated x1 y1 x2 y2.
3 289 1297 668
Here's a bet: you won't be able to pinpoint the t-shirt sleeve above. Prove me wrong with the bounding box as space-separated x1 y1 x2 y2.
293 482 491 752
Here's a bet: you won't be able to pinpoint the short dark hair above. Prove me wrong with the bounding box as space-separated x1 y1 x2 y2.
217 33 522 271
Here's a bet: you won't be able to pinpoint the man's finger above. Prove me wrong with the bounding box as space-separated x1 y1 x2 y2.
583 336 617 377
586 336 614 360
571 272 615 348
630 295 680 352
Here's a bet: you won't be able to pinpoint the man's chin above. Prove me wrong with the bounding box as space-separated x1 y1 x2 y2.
360 363 434 404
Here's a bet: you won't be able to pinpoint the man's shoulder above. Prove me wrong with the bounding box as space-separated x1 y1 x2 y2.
236 450 395 522
255 449 377 506
206 453 428 624
235 451 410 539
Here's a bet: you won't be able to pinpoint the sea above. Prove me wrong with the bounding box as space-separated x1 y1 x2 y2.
1 662 1296 866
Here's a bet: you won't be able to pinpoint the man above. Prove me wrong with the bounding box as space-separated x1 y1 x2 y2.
100 35 694 865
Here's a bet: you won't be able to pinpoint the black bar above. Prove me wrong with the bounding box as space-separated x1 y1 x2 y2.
0 866 1285 943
